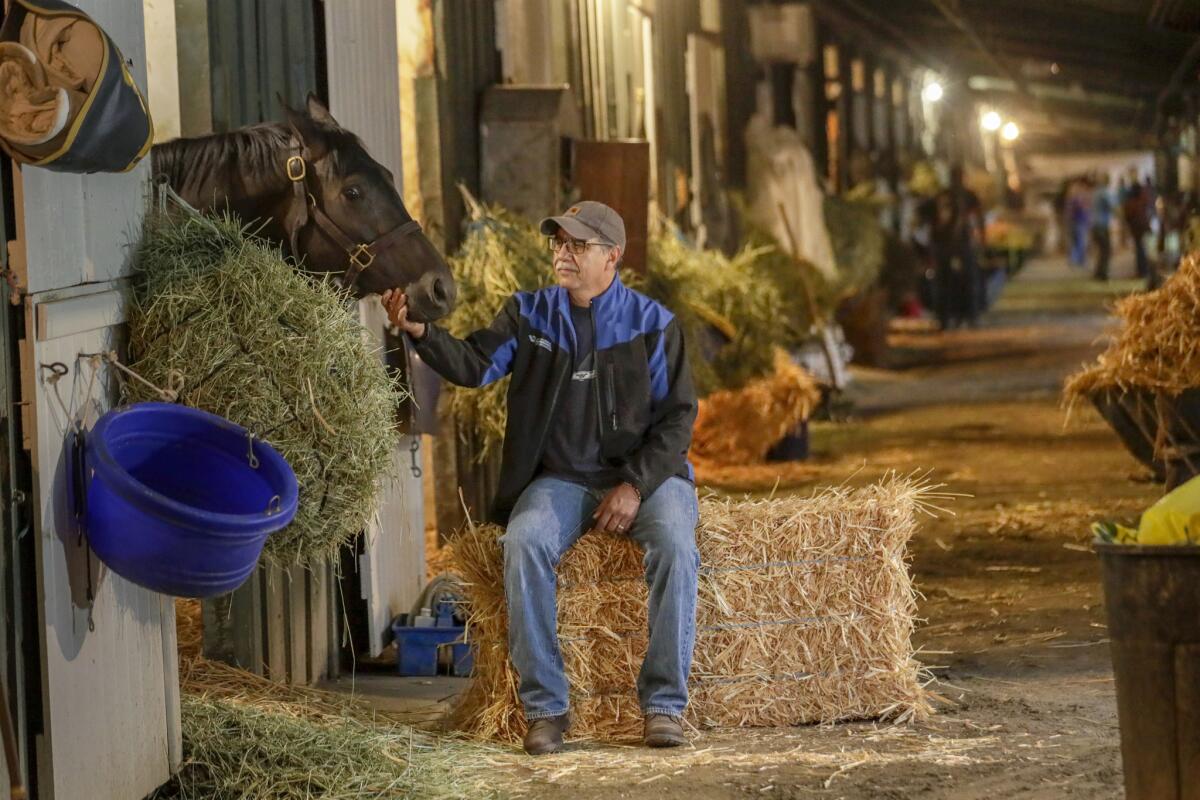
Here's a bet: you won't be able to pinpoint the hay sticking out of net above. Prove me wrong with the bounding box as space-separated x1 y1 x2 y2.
691 348 820 466
450 476 936 743
125 209 401 565
1065 251 1200 398
155 655 503 800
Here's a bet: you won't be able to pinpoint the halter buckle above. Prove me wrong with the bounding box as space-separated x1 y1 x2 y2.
286 155 307 182
349 244 375 270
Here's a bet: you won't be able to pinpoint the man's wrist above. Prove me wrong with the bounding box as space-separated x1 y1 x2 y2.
622 481 642 502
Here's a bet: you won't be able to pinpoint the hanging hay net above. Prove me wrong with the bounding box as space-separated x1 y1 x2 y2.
449 476 938 743
124 204 401 566
690 348 820 467
1065 251 1200 399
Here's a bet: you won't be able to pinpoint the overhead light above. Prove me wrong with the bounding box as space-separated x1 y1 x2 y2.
922 81 944 103
981 110 1003 131
1001 121 1020 141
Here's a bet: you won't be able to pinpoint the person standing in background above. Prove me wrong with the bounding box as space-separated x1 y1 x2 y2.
1123 175 1151 280
1066 178 1092 268
1090 173 1114 281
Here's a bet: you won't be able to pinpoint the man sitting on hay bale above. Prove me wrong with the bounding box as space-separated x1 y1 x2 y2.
382 201 699 755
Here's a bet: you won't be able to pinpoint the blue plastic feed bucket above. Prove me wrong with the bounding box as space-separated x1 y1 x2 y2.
76 402 298 597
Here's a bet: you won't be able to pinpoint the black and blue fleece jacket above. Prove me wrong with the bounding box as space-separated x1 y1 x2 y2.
411 273 697 524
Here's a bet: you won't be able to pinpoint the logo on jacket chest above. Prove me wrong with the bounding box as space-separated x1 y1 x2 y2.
528 334 553 351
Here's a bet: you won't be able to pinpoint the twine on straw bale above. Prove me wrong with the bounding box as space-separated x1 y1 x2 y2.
125 205 401 565
1065 251 1200 398
690 348 821 467
450 476 940 743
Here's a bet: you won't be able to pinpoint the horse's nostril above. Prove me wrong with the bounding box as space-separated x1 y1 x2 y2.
433 276 449 304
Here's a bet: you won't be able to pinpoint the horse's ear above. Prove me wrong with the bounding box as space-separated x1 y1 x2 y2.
283 100 331 160
305 93 340 128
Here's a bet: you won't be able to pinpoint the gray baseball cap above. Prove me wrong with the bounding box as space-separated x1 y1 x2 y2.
539 201 626 252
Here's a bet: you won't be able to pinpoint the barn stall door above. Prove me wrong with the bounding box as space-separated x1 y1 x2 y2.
13 0 181 787
26 288 179 800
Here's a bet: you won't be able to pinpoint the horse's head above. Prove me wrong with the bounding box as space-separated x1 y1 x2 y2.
283 96 456 321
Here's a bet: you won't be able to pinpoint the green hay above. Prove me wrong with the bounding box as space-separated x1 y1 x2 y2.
125 209 401 566
152 694 502 800
632 230 787 395
822 195 886 298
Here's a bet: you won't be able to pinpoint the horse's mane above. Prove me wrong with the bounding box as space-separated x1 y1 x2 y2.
152 122 379 201
151 123 294 198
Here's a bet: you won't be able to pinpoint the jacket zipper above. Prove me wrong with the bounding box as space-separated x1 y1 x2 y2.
589 307 609 436
535 309 573 461
606 363 617 430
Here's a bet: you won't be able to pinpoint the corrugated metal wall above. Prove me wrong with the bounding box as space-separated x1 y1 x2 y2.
207 0 321 130
653 1 701 223
434 0 500 252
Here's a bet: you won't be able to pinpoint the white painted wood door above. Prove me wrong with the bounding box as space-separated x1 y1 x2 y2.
17 2 180 795
326 0 426 655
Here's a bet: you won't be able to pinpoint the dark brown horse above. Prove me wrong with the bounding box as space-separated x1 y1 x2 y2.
150 95 456 322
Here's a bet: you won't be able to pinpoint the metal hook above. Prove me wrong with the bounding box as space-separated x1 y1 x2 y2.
266 495 282 515
409 436 422 478
246 431 260 469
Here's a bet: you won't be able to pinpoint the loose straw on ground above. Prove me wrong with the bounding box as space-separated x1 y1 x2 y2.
450 475 941 743
160 604 507 800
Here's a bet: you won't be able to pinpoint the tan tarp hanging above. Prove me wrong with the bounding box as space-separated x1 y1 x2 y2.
744 113 838 281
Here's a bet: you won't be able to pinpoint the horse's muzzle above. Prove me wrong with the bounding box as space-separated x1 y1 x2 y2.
405 270 457 323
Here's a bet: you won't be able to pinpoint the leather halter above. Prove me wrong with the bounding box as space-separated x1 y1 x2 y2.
282 141 423 291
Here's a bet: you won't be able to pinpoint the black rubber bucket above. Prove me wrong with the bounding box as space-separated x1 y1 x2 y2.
1096 543 1200 800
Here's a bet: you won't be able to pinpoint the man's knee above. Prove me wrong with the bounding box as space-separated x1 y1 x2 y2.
640 524 700 572
502 516 561 569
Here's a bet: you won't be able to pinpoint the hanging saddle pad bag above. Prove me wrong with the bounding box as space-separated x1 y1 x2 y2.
0 0 151 172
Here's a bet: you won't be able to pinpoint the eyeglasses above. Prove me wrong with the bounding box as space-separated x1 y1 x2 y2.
546 236 607 255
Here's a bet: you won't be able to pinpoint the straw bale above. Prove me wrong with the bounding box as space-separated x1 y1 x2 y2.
126 209 401 566
450 477 935 743
691 348 820 466
1065 251 1200 398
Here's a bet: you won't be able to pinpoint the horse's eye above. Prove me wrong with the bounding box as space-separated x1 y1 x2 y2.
343 185 363 201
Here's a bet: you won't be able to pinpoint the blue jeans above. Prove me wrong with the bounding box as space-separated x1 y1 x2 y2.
501 475 700 721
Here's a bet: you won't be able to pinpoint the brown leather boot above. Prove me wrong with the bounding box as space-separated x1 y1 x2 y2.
522 713 569 755
644 713 687 747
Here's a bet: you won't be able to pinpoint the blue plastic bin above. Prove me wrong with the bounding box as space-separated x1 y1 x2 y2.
391 618 472 676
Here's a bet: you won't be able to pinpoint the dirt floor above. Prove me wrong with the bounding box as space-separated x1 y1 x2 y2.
331 253 1162 798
